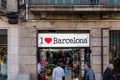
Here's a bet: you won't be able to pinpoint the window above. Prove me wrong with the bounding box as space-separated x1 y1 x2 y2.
0 29 7 80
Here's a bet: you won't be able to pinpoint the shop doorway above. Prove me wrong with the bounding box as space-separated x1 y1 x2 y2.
37 48 87 80
0 29 7 80
37 31 90 80
109 31 120 80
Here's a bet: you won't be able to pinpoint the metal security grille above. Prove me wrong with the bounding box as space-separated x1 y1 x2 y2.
109 31 120 80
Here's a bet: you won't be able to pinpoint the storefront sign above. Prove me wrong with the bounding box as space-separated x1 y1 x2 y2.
38 33 90 47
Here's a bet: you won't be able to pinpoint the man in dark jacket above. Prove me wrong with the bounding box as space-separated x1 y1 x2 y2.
103 63 115 80
84 62 95 80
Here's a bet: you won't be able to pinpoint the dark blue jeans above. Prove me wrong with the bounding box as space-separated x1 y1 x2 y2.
38 74 40 80
2 75 7 80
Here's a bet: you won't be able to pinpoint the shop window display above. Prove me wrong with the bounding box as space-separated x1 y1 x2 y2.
0 44 7 70
0 47 7 80
0 30 7 80
37 48 88 80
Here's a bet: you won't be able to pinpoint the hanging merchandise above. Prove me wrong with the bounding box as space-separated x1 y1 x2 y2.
40 57 46 67
40 71 46 80
62 49 65 54
84 48 91 62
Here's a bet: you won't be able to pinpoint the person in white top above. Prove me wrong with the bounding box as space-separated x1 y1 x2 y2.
73 74 79 80
52 62 64 80
37 62 42 80
73 78 79 80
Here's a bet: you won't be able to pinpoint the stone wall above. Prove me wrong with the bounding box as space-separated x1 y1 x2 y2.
8 26 19 80
29 12 120 20
7 0 17 12
91 28 109 80
19 24 37 80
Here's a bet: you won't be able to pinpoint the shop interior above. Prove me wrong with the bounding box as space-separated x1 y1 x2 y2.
0 30 7 79
37 48 91 80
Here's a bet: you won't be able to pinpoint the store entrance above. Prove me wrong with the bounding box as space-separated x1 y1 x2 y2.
37 31 90 80
37 48 87 80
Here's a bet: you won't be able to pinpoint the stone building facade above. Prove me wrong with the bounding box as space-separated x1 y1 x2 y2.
0 0 120 80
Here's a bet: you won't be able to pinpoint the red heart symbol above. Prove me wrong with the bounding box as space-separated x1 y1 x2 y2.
44 37 52 44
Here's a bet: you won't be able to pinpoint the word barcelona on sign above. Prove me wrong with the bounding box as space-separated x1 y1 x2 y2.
38 33 90 48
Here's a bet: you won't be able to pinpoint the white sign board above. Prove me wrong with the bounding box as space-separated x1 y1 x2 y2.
38 33 90 47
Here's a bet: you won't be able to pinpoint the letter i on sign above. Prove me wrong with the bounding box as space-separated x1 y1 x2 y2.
40 37 43 44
